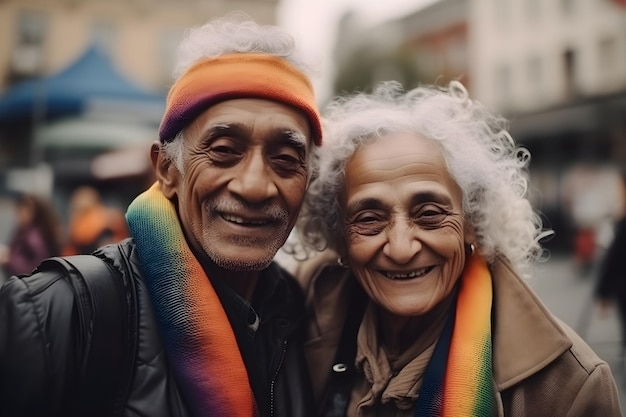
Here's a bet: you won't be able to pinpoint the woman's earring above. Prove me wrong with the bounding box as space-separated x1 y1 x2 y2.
465 243 475 256
337 257 348 268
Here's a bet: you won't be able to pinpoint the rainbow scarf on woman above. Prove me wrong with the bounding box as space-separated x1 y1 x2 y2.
415 254 495 417
125 182 257 417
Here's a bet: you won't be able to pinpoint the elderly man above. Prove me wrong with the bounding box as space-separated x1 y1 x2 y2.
0 14 321 417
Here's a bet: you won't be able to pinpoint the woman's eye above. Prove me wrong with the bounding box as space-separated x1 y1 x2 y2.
345 212 386 236
355 214 379 224
415 206 448 227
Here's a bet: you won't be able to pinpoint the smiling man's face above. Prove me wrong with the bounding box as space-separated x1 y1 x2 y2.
157 98 311 271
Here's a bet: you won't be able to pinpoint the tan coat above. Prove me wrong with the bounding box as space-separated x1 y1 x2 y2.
289 251 623 417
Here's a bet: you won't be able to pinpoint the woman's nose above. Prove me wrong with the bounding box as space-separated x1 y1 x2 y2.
382 220 422 264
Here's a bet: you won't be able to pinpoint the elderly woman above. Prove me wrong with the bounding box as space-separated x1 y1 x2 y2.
286 81 622 416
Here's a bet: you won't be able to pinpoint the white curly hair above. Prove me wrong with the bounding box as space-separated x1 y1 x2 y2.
294 80 551 277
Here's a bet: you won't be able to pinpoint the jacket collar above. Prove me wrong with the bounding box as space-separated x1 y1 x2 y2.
490 257 572 390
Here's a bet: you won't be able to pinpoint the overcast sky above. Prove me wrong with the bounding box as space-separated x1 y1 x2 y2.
276 0 438 102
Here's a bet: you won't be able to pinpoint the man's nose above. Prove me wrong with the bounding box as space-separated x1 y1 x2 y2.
228 152 279 203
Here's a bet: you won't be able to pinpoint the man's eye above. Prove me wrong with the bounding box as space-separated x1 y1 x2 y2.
207 145 243 162
271 151 305 175
274 153 300 163
210 145 239 155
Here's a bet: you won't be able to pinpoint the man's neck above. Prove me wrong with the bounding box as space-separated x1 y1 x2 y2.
200 258 261 300
221 270 260 300
185 239 262 300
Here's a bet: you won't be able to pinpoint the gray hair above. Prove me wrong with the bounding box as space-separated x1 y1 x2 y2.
173 12 312 79
161 131 186 174
295 81 550 277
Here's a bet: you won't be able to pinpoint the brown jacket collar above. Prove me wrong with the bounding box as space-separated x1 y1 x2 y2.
490 257 572 390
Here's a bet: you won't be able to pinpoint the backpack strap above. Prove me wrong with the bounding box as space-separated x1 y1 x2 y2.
39 255 135 417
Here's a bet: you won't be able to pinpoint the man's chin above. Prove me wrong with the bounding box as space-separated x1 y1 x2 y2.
210 253 274 272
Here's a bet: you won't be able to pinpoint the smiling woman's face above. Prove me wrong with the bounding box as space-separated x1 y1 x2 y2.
341 132 473 317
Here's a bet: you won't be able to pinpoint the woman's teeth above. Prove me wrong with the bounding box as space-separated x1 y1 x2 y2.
385 267 432 280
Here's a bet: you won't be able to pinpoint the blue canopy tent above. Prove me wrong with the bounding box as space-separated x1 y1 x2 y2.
0 45 165 123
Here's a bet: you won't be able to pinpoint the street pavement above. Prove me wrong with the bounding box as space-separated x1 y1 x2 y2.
531 254 626 411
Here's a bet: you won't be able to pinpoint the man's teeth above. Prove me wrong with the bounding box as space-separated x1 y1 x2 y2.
385 268 430 280
222 214 267 225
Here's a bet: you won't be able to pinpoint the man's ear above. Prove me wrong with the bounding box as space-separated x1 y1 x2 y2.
151 141 179 199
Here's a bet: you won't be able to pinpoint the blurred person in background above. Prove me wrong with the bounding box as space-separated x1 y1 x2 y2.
62 185 129 255
596 169 626 366
0 13 321 417
285 81 622 416
0 193 63 277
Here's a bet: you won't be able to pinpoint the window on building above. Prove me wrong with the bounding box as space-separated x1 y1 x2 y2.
598 37 617 70
494 0 510 29
445 35 467 74
496 63 512 107
10 10 48 79
527 55 543 98
526 0 541 21
562 0 576 15
563 48 577 99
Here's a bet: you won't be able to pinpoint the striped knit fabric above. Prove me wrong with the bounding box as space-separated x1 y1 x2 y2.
416 253 495 417
158 53 322 145
126 182 256 417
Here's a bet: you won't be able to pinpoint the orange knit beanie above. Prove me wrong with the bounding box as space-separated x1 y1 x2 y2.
159 53 322 145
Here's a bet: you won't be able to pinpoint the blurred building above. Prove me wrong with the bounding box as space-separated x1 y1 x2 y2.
0 0 278 91
470 0 626 112
469 0 626 251
333 0 468 96
0 0 279 220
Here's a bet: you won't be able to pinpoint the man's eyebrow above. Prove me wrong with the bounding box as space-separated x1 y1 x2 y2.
282 130 307 146
205 122 244 138
276 130 308 154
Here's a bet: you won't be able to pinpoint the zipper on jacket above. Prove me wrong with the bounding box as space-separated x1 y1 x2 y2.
269 338 288 417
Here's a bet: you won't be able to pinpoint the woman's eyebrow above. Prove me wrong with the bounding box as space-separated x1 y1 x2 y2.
345 198 385 215
409 190 453 207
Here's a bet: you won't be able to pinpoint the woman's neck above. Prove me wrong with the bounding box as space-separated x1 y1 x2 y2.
378 291 457 357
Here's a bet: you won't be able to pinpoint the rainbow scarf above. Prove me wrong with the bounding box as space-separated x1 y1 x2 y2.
126 182 257 417
415 254 495 416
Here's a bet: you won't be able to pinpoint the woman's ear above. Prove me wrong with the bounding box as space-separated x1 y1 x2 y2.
335 234 350 264
151 141 179 199
464 222 477 246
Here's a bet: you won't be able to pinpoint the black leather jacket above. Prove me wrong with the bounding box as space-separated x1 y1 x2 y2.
0 238 313 417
